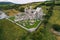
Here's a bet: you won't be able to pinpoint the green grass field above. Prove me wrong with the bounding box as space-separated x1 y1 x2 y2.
47 6 60 40
49 6 60 25
0 19 56 40
0 19 28 40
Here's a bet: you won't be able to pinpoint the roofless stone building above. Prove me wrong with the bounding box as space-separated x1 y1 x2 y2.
14 6 45 22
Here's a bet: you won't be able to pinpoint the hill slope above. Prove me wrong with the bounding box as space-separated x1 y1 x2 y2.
0 2 14 4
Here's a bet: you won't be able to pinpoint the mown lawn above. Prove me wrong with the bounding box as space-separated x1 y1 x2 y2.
9 16 15 21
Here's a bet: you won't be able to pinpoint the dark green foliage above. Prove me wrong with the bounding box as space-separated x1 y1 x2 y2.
52 24 60 32
19 7 24 12
43 19 48 25
0 2 14 5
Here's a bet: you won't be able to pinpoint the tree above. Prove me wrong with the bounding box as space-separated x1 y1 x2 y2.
52 24 60 32
19 7 24 12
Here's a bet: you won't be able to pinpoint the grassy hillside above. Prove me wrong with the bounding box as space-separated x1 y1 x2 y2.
0 19 56 40
48 6 60 40
0 2 14 5
0 1 58 40
49 6 60 25
0 19 27 40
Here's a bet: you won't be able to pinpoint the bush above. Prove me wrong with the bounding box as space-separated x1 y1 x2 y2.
52 24 60 32
19 7 24 12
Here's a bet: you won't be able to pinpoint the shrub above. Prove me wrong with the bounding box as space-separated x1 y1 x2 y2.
52 24 60 32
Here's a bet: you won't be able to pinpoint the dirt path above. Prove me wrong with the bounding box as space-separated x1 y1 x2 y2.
56 36 60 40
51 28 60 40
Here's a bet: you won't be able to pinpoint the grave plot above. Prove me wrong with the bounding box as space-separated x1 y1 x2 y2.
8 16 41 29
16 19 41 29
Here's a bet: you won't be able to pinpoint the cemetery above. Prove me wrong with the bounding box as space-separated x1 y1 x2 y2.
8 6 45 29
